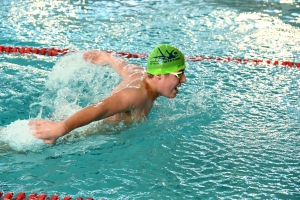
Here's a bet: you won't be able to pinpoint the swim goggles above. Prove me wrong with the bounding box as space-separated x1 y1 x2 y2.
170 70 184 79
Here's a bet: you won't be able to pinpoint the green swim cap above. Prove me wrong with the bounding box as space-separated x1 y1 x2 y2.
147 44 185 75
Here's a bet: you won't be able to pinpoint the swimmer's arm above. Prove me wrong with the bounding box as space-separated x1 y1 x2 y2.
30 89 143 144
62 89 138 133
83 50 144 78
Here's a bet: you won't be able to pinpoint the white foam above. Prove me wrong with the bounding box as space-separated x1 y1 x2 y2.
0 120 45 152
1 51 124 151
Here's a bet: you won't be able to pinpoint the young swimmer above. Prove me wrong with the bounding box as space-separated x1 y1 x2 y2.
29 44 186 144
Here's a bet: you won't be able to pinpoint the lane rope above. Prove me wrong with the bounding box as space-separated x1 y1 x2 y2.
0 191 94 200
0 45 299 67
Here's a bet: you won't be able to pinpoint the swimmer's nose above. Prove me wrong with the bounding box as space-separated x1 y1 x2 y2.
180 73 187 83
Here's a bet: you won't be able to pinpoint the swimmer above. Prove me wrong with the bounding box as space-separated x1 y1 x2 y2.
29 44 186 144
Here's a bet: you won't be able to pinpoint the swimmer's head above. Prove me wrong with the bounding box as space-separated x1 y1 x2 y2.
147 44 185 75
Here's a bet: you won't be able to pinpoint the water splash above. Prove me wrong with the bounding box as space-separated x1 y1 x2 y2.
0 120 45 152
1 51 123 151
30 51 122 120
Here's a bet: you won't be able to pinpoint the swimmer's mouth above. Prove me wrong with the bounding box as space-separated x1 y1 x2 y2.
175 84 181 93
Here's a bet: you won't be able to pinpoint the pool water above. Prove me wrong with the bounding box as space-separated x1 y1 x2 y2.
1 0 300 199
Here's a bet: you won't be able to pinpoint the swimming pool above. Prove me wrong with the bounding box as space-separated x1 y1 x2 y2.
1 0 300 199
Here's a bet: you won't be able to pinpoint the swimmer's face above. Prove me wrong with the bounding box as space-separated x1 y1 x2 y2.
159 69 186 98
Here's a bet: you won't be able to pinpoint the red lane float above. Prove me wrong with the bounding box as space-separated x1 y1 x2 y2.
0 45 69 57
3 192 14 200
187 55 300 67
0 45 299 67
0 192 93 200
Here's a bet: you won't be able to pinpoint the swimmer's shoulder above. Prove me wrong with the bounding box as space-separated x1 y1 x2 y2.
125 64 145 75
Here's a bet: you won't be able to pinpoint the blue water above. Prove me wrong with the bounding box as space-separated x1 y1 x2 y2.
1 0 300 199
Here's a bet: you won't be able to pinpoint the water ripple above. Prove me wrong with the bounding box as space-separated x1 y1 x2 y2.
1 0 300 199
